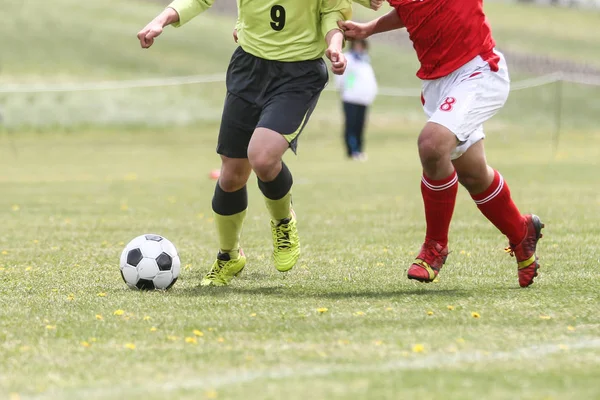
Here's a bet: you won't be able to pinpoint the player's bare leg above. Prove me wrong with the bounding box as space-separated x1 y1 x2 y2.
453 141 543 287
202 156 252 287
248 128 300 272
408 122 458 282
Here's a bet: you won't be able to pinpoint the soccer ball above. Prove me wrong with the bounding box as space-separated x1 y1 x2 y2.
119 234 181 290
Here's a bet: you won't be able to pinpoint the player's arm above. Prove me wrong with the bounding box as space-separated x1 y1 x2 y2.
325 29 347 75
338 9 405 40
137 0 215 49
321 0 354 75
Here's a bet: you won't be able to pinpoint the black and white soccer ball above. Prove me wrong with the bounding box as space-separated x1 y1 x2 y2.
119 234 181 290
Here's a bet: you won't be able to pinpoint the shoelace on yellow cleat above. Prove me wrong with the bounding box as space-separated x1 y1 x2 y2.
274 224 292 250
205 260 227 280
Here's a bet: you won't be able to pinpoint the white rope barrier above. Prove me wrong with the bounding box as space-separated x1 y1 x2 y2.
0 72 598 96
0 74 225 94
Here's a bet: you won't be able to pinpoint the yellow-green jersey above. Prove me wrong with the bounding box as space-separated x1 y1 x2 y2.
168 0 373 61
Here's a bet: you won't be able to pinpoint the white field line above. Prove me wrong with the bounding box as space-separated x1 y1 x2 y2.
1 72 599 96
24 337 600 400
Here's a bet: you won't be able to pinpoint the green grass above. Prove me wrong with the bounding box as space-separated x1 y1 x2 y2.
1 2 599 398
1 119 599 399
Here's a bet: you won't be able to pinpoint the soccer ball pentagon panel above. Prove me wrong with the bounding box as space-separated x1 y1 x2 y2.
119 234 181 290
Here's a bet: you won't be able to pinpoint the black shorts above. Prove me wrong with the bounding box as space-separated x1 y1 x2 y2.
217 47 329 158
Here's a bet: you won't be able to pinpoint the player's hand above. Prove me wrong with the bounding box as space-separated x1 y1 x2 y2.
233 29 238 43
326 47 347 75
137 21 164 49
338 20 373 40
370 0 383 10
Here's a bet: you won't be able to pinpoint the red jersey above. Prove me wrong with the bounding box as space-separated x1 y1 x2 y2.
388 0 498 80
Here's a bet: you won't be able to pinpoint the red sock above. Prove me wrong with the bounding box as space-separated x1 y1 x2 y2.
421 171 458 248
471 170 526 245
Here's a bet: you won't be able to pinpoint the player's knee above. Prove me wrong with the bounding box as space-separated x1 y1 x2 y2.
418 124 455 165
248 150 279 181
418 132 444 164
219 159 250 192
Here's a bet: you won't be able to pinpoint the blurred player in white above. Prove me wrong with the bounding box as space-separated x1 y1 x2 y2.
340 0 544 287
335 39 378 161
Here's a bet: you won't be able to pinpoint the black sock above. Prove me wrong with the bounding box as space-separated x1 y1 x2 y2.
257 162 293 201
212 184 248 216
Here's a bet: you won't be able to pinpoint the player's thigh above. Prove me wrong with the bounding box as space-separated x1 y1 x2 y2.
257 58 328 153
217 93 261 159
257 89 323 154
247 127 290 167
428 70 509 159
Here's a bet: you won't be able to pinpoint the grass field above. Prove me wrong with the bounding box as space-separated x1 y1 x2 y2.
1 121 600 399
2 0 600 399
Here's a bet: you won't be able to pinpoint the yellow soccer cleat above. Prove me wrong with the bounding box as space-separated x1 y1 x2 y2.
271 210 300 272
200 250 246 287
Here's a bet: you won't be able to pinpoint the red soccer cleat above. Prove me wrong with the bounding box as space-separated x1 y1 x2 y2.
407 239 449 283
506 214 544 288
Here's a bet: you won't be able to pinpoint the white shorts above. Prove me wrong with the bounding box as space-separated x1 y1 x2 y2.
422 50 510 160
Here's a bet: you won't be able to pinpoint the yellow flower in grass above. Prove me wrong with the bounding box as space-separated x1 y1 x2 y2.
539 315 552 320
95 314 103 321
427 311 434 316
11 205 20 212
185 337 198 344
193 330 204 337
1 251 7 255
559 344 569 351
113 309 124 316
217 337 225 343
67 294 75 301
385 307 393 311
167 335 179 341
150 327 158 332
471 312 480 319
374 340 383 346
205 390 218 399
97 292 107 297
412 344 425 353
249 313 257 317
25 266 32 271
124 343 136 350
81 341 91 348
90 337 97 342
456 338 466 344
354 311 365 316
33 240 39 244
120 204 129 211
45 325 56 330
143 316 151 321
316 307 328 314
447 305 455 311
567 326 576 331
338 339 350 345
